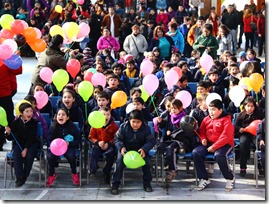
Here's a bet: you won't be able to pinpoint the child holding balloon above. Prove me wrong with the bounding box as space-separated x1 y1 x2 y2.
46 108 81 187
234 96 264 177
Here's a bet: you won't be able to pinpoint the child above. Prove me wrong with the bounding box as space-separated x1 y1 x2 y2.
190 80 211 109
234 96 264 177
111 109 156 195
122 59 139 78
104 74 122 99
192 99 235 191
87 85 103 113
4 102 38 187
207 68 225 100
130 97 152 122
46 108 81 187
177 61 193 82
257 118 265 175
112 63 130 95
187 50 200 77
170 52 181 67
88 107 119 183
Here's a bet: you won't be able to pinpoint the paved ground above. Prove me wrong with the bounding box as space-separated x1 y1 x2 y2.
0 48 266 201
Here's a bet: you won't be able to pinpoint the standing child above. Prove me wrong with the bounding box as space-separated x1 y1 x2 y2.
5 103 39 187
46 108 81 187
111 110 156 195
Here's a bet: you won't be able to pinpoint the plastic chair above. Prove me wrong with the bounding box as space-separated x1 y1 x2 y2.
188 82 197 95
49 96 61 114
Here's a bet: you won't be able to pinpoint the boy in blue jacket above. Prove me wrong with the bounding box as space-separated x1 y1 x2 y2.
111 109 156 195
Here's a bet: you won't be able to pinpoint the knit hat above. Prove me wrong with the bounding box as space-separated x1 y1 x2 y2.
239 51 246 59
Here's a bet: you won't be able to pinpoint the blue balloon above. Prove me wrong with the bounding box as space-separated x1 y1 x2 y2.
3 54 22 70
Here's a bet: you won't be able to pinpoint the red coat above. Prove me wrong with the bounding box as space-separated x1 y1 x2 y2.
243 15 257 33
257 16 265 36
198 113 234 150
156 13 169 31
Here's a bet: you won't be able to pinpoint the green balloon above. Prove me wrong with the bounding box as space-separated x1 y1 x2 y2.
87 68 97 74
52 69 69 92
0 106 8 127
88 111 106 128
78 81 93 102
0 14 14 29
123 150 146 169
139 85 149 102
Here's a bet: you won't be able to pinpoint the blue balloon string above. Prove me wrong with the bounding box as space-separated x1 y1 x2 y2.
10 131 23 152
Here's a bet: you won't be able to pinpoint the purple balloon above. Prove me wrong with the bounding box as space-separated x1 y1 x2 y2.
142 74 159 96
3 54 22 70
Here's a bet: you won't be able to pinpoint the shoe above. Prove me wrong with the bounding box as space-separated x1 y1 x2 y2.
207 164 214 174
239 169 246 177
225 177 235 191
143 185 153 192
165 170 177 183
196 179 210 191
72 173 80 186
104 173 110 184
178 148 185 155
89 173 96 178
15 177 26 188
111 185 119 195
46 174 57 187
259 169 265 176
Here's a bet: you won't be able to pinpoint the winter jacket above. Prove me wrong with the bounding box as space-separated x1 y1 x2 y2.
33 109 48 139
101 14 123 37
243 15 257 33
221 11 239 30
187 24 202 46
123 34 148 59
193 34 219 59
97 36 120 52
148 35 174 59
257 15 265 37
189 107 209 127
216 33 233 56
166 30 185 54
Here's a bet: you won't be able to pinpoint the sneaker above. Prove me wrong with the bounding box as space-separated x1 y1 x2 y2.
207 164 215 174
143 184 153 192
111 184 119 195
196 179 210 191
165 170 177 183
46 174 57 187
239 169 246 177
72 173 80 186
15 177 26 188
89 173 96 178
225 177 235 191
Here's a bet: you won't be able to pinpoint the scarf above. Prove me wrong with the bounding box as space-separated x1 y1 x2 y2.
171 110 186 125
125 68 137 78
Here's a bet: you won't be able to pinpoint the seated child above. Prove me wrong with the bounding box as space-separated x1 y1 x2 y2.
207 68 225 100
104 74 122 99
126 97 152 122
122 59 139 78
112 62 130 95
257 118 265 175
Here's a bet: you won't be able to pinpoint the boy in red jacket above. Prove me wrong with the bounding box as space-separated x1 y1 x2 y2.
192 99 235 191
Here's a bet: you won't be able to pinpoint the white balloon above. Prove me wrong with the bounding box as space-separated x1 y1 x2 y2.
126 103 134 114
206 93 222 106
229 86 245 107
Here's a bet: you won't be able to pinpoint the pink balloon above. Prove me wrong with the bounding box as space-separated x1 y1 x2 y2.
153 117 159 133
34 91 49 110
50 138 68 156
21 20 29 29
140 59 153 75
34 27 42 39
0 44 13 60
142 74 159 96
40 67 53 84
76 22 90 39
200 54 214 73
2 39 17 53
76 0 85 5
91 72 107 88
175 90 192 109
164 69 179 91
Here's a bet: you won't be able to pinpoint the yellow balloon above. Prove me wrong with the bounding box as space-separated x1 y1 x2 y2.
73 0 77 3
139 85 149 102
55 5 63 13
239 77 252 91
15 100 32 116
66 22 79 39
111 91 127 109
0 14 14 30
249 73 264 93
49 25 64 37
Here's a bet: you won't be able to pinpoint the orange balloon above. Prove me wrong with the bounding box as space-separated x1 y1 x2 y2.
29 39 46 52
22 27 37 42
244 120 262 136
249 73 264 93
111 91 127 109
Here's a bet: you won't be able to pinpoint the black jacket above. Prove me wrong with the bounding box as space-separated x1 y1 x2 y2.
189 107 209 127
221 11 239 30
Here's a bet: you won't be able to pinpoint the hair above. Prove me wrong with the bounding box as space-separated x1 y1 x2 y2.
165 96 174 105
179 74 188 83
230 76 239 86
218 24 230 35
202 23 213 33
208 99 223 110
198 16 206 21
112 62 125 71
153 26 165 38
99 106 111 112
31 83 45 94
191 50 200 57
246 48 256 56
197 93 208 103
96 91 110 100
197 80 210 89
126 59 136 65
130 87 142 96
242 96 257 112
62 89 76 98
133 97 145 105
103 69 114 76
168 22 178 30
208 11 219 21
94 85 104 92
171 98 183 110
102 26 111 33
129 109 144 121
177 61 188 68
107 73 120 81
243 8 253 18
24 95 37 104
163 62 174 69
81 65 90 72
19 102 33 114
208 68 219 76
229 56 237 63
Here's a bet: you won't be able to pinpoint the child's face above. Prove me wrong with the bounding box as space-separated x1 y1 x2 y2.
245 102 255 114
197 86 206 94
108 78 119 89
230 67 239 76
165 101 172 111
62 92 75 109
131 91 141 100
126 63 134 71
170 105 182 115
223 54 231 62
179 80 188 88
33 85 44 94
163 67 171 75
130 118 142 131
153 51 160 57
202 28 211 37
21 107 33 122
100 110 111 124
171 55 179 63
97 97 109 108
113 67 122 76
56 109 69 125
95 64 104 73
246 52 255 60
120 52 126 58
181 64 188 73
208 106 222 119
133 101 143 111
147 53 155 61
209 73 219 83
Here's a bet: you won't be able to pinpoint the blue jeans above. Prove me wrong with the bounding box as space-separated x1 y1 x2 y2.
192 144 234 180
230 29 237 53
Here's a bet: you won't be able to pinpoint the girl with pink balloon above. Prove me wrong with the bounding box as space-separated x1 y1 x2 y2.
46 108 81 187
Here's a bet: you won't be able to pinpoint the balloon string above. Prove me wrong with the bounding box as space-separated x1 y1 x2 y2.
84 103 88 121
256 93 258 103
10 131 23 152
50 84 54 95
194 130 202 141
150 96 159 117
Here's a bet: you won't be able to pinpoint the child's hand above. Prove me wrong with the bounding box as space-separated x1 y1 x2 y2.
157 117 162 123
121 147 126 156
102 143 108 150
138 148 145 158
5 126 11 135
207 146 215 153
260 140 265 146
166 130 171 136
21 148 28 158
239 128 245 133
98 141 105 148
202 139 207 146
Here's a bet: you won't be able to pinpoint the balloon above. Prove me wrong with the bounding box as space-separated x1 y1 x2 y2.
13 34 26 47
205 93 222 106
239 61 254 77
175 90 192 109
34 91 49 110
228 86 245 107
52 69 69 92
66 59 81 79
180 115 198 133
33 27 42 39
76 0 85 5
84 71 93 82
172 67 182 79
200 53 214 73
1 29 15 39
140 59 153 76
142 74 159 96
88 111 106 128
40 67 53 84
126 103 134 114
249 73 264 93
76 22 90 39
139 85 149 102
3 54 22 69
10 20 25 34
244 120 262 136
91 72 106 88
0 106 8 127
78 81 94 102
0 14 14 30
62 22 79 39
0 44 13 60
87 68 97 74
55 5 63 13
49 25 64 37
50 138 68 156
22 27 37 42
21 20 29 29
153 117 159 133
123 151 145 169
124 54 133 62
164 69 179 91
2 39 18 53
29 38 47 52
111 91 127 109
239 77 252 91
15 100 32 117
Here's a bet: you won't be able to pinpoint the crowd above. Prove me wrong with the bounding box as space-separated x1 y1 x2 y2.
0 0 266 195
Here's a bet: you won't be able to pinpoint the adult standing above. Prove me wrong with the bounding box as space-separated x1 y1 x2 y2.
101 6 123 41
187 15 205 47
166 22 185 54
257 9 265 57
243 8 257 52
206 11 221 37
